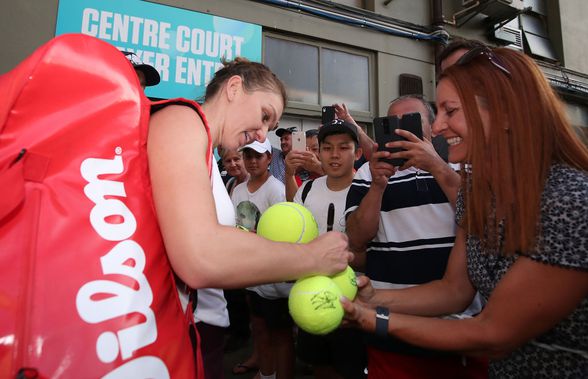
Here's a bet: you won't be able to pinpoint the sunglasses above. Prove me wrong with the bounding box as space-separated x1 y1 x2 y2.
456 46 511 77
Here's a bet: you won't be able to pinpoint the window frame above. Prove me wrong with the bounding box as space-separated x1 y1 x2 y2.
263 31 376 123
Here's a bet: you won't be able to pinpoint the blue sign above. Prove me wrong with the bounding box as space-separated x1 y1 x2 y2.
56 0 262 99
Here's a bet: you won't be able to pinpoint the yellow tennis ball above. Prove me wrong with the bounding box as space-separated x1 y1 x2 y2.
288 276 344 335
257 202 319 243
330 266 357 300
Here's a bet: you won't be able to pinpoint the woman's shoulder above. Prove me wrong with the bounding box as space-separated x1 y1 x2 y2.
545 163 588 191
534 164 588 270
542 164 588 211
148 102 209 144
150 99 203 117
150 102 203 123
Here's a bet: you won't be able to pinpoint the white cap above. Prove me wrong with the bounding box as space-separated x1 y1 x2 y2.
239 138 272 154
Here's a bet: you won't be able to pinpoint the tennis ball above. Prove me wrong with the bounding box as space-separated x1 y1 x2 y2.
330 266 357 300
288 276 344 335
257 202 319 243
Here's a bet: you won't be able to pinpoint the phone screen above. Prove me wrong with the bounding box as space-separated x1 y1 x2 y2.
292 131 306 151
373 112 422 166
322 106 336 125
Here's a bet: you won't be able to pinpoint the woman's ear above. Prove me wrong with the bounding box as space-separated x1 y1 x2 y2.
225 75 243 102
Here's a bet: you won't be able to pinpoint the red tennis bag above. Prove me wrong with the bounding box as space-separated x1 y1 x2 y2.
0 34 203 378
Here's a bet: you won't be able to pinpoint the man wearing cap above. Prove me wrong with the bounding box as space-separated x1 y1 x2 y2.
294 119 367 379
122 51 161 90
269 126 297 184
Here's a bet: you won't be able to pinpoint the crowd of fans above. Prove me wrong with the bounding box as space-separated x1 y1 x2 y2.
6 36 584 379
207 39 587 379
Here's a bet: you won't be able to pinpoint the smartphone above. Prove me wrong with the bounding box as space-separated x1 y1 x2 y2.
322 106 336 125
373 112 423 167
292 131 306 151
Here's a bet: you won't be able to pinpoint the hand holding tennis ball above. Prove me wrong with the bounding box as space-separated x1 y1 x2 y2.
259 202 353 335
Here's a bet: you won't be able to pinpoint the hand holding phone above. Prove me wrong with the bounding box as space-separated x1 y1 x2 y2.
373 112 423 167
292 131 306 151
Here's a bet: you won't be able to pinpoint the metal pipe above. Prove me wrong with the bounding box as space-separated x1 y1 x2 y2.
253 0 448 43
432 0 445 76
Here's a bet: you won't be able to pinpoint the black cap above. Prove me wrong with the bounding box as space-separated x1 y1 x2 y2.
305 129 319 138
123 51 161 87
318 120 359 144
275 127 298 137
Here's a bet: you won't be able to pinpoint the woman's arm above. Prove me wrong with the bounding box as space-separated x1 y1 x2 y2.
148 105 352 289
343 238 588 357
353 227 476 316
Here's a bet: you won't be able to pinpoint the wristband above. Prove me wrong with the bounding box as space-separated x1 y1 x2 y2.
375 306 389 338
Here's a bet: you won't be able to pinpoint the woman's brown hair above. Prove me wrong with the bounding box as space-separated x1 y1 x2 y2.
204 57 287 108
441 48 588 254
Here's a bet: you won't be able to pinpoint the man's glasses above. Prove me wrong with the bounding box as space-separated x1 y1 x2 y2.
456 46 511 77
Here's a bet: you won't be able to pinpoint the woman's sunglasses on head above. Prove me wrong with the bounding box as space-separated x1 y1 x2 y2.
456 46 511 77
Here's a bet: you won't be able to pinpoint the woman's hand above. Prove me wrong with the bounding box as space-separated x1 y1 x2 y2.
355 275 377 306
340 295 377 333
340 277 381 333
305 232 353 275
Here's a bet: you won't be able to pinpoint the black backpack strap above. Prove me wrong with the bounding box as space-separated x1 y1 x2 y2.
301 179 314 204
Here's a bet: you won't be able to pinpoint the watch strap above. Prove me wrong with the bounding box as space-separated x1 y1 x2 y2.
375 306 389 338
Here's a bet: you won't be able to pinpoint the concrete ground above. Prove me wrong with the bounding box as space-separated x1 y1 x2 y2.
222 334 313 379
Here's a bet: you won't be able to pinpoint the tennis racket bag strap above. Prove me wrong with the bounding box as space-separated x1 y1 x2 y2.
0 34 200 379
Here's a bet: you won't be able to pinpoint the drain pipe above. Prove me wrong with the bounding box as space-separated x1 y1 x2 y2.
432 0 446 75
254 0 449 43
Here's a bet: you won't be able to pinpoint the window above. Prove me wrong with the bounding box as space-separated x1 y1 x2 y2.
264 37 319 104
264 34 373 119
321 48 370 110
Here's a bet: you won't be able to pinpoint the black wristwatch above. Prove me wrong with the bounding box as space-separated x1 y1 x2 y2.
375 306 389 338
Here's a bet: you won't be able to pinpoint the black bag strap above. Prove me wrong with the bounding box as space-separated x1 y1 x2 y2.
301 179 314 204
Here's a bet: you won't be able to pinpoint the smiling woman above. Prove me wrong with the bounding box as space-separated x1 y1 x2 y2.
148 56 352 284
147 56 353 379
342 46 588 379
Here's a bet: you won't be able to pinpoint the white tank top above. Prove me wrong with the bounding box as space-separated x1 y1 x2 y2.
179 160 235 327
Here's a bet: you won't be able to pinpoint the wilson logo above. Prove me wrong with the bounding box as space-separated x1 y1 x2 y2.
76 151 169 378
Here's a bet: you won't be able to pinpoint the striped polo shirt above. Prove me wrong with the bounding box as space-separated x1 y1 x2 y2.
345 164 456 289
